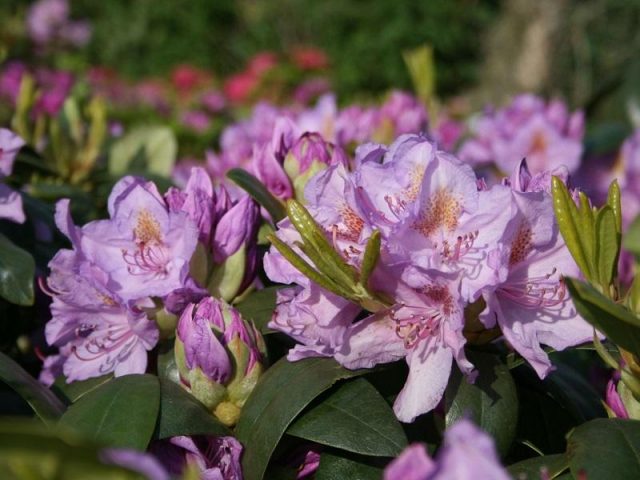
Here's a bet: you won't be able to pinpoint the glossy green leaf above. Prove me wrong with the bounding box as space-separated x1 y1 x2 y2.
235 357 366 480
0 233 35 306
552 176 592 279
52 374 113 403
565 278 640 356
154 380 230 439
235 286 282 334
444 352 518 457
508 453 568 479
0 420 146 479
58 374 160 450
288 378 407 457
595 206 618 287
108 125 177 177
227 168 286 223
0 352 66 425
315 451 384 480
566 418 640 480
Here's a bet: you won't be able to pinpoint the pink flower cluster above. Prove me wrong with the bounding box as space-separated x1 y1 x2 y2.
265 133 592 422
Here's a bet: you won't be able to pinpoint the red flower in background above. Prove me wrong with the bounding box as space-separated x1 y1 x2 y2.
171 64 211 96
247 51 278 76
291 47 328 70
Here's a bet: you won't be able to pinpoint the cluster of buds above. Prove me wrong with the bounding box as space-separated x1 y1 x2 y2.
174 296 266 426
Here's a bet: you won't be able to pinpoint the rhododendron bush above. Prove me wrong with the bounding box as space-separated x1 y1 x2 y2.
4 2 640 480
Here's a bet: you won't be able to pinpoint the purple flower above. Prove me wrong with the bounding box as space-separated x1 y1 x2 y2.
27 0 69 45
32 69 74 117
180 110 212 133
333 269 474 422
266 133 591 422
376 90 428 140
384 419 510 480
0 128 26 223
479 166 592 378
27 0 91 47
166 167 260 301
101 448 169 480
175 296 265 425
78 176 198 301
42 202 159 382
459 94 584 174
201 90 227 113
617 129 640 227
150 435 243 480
0 62 27 105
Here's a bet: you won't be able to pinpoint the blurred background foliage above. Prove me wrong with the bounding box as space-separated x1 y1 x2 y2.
2 0 640 117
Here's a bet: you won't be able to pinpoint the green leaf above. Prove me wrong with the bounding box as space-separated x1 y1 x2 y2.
542 360 605 422
577 191 595 263
227 168 286 223
508 454 568 479
235 357 366 480
0 352 66 425
108 126 177 177
235 286 282 334
359 231 381 289
444 352 518 457
565 278 640 356
315 451 384 480
154 380 230 439
624 214 640 258
267 233 345 297
52 374 113 403
608 180 622 235
58 374 160 450
552 176 592 280
287 378 407 457
402 44 435 105
566 418 640 479
287 200 357 288
628 275 640 314
0 233 35 306
0 419 146 479
595 206 618 287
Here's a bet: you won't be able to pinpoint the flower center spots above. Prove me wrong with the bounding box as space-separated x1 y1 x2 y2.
530 131 548 155
423 285 454 316
337 205 364 242
412 189 462 238
509 225 533 266
123 209 170 277
404 165 424 202
134 209 162 244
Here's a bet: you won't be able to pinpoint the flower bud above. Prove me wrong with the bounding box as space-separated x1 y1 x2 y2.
175 296 266 426
606 372 640 420
208 195 260 301
283 132 347 200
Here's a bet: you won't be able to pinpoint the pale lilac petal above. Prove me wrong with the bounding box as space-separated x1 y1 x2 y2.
384 443 435 480
394 341 453 423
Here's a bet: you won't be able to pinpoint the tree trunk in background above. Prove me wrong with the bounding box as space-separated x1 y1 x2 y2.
473 0 569 106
